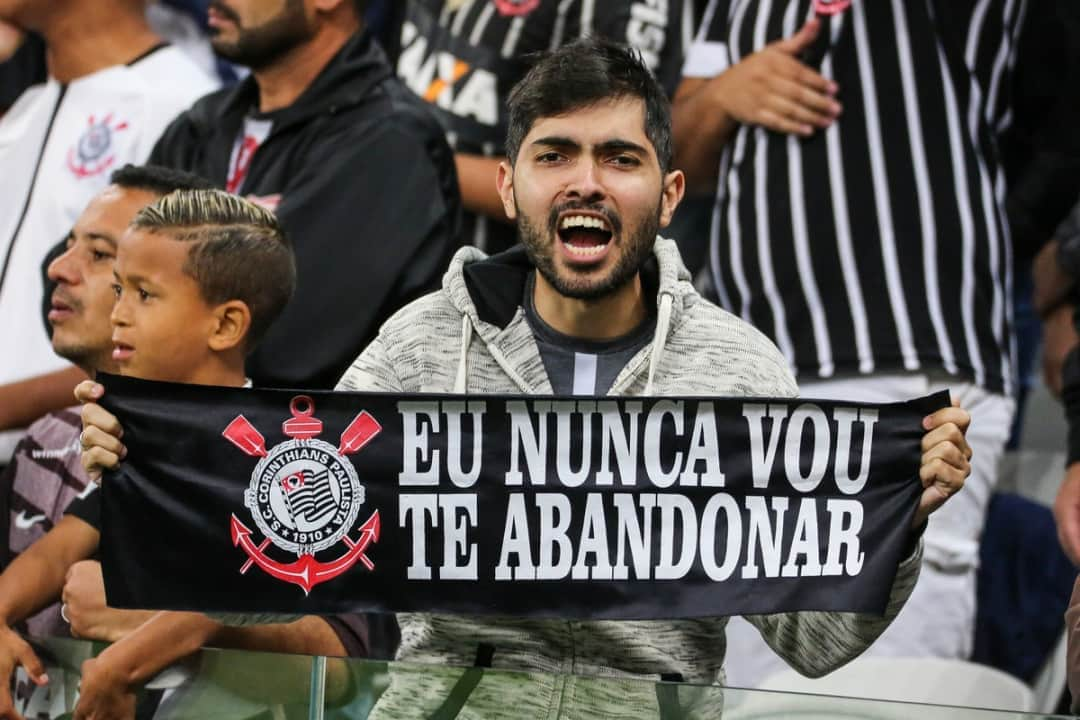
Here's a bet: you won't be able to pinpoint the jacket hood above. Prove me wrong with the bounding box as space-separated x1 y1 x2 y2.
188 30 393 134
443 237 694 394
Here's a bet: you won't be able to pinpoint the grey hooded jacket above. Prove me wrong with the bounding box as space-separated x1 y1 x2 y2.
337 238 921 717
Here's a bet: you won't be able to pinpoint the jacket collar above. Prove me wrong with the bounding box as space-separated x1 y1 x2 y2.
458 244 667 331
448 238 690 391
204 30 394 134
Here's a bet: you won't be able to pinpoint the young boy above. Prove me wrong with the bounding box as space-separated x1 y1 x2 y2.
2 165 210 646
0 187 365 720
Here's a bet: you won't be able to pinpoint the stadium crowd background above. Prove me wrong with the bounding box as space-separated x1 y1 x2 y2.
1 0 1080 716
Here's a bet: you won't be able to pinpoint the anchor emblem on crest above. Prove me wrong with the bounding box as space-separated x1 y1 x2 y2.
223 396 382 594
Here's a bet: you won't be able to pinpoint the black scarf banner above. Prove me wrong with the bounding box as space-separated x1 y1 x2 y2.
97 374 945 620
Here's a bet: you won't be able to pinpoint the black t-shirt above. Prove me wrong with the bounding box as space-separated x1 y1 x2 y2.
523 272 655 395
64 484 101 530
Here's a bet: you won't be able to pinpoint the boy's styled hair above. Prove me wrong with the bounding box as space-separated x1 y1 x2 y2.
110 164 214 196
131 190 296 350
505 37 673 173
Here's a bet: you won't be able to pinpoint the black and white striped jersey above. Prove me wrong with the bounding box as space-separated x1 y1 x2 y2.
684 0 1032 394
396 0 692 253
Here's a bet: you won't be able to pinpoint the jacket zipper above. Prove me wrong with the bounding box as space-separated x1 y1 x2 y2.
0 84 68 299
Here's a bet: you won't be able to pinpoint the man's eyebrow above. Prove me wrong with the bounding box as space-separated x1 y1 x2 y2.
596 139 650 156
86 232 118 248
530 136 581 150
113 268 146 284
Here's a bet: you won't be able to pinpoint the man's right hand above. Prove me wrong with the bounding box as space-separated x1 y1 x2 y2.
74 381 125 484
712 18 841 136
0 626 47 720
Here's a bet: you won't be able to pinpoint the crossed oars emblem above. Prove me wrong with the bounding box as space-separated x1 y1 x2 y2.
223 396 382 594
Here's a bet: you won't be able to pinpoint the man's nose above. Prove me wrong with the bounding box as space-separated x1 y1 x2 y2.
47 246 79 285
564 161 606 203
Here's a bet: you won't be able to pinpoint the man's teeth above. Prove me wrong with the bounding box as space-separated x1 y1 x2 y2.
560 215 610 232
563 243 606 256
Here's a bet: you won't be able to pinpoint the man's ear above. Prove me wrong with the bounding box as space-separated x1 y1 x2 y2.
496 160 518 221
658 169 686 229
208 300 252 353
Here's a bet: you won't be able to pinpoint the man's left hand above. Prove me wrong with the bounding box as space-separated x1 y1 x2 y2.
62 562 152 644
73 656 135 720
913 398 972 529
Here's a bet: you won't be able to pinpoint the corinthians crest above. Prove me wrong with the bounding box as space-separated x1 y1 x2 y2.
223 396 381 593
67 113 128 179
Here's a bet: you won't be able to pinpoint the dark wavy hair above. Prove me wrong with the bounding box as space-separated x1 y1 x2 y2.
505 37 672 173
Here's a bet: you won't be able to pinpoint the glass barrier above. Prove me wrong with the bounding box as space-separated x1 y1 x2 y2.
327 656 1076 719
9 635 1076 719
12 635 316 719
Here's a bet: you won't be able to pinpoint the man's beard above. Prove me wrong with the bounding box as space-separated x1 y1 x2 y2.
52 336 112 375
516 199 660 301
208 0 312 70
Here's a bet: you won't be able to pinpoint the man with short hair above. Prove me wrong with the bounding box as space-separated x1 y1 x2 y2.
0 0 219 463
334 38 970 715
80 38 974 715
1 167 210 643
394 0 692 254
149 0 462 391
2 182 371 720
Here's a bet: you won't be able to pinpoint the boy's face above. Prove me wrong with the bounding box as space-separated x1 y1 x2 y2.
111 228 220 384
47 185 158 374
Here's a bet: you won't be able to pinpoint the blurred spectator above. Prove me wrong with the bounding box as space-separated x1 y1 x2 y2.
674 0 1080 674
0 0 218 466
148 0 240 84
1044 201 1080 566
0 165 211 638
394 0 691 253
0 187 367 720
149 0 461 393
1001 3 1080 448
1025 9 1080 569
0 23 43 115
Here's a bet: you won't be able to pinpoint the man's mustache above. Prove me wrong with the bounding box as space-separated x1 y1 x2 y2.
50 289 81 314
547 202 622 236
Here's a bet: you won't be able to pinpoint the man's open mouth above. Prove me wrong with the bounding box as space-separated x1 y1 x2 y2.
557 213 614 257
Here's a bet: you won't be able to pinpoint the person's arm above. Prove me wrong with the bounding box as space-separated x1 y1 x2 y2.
61 561 155 644
0 366 88 432
0 516 99 629
671 76 738 194
0 516 99 720
72 612 346 719
454 154 511 223
745 402 971 677
673 18 839 194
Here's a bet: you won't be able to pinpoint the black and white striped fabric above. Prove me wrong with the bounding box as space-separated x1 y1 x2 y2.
396 0 692 252
685 0 1030 394
283 468 337 525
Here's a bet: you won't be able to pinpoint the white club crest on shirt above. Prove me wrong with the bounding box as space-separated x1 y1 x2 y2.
66 113 128 179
